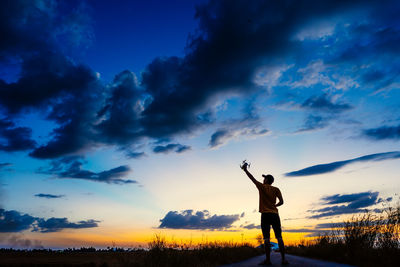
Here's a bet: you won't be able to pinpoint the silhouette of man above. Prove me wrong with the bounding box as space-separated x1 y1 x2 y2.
241 162 288 265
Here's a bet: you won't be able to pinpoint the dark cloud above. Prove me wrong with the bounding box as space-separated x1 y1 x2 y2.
0 118 36 152
38 156 137 184
153 143 191 154
308 191 382 219
0 209 36 232
362 124 400 140
301 94 352 113
1 0 398 159
295 94 352 132
296 115 329 133
209 129 232 148
26 54 101 159
105 0 372 146
125 151 147 159
0 0 93 59
321 192 375 205
241 223 260 230
35 218 99 233
0 51 102 159
34 193 64 199
285 151 400 177
159 210 240 230
0 0 100 159
0 52 98 115
0 208 98 233
95 70 145 145
208 127 268 148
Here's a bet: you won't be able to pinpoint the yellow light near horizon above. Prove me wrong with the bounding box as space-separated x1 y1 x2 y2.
33 227 310 248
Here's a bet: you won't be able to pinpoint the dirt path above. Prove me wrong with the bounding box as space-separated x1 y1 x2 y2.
220 252 354 267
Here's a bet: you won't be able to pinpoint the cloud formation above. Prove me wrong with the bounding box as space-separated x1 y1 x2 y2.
285 151 400 177
241 223 260 230
0 208 99 233
0 0 399 160
308 191 382 219
0 119 36 152
301 94 352 113
153 143 191 154
0 0 100 159
363 124 400 140
295 94 353 132
38 156 137 184
159 210 240 230
34 193 64 199
35 218 99 233
0 209 36 232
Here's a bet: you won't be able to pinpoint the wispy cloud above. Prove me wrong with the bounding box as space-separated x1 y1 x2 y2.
34 193 65 199
38 156 138 184
362 124 400 140
285 151 400 177
35 218 99 233
241 223 260 230
125 151 146 159
153 143 191 154
308 191 383 219
301 94 353 113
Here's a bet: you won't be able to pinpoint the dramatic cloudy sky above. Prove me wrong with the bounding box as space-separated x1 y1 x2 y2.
1 0 399 248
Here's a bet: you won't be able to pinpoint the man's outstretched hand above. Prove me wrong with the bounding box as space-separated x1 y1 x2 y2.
240 160 249 171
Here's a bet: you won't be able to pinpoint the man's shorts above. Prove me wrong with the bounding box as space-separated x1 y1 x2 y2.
261 212 282 239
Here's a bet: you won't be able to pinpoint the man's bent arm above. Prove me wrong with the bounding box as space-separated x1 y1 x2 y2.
275 191 284 207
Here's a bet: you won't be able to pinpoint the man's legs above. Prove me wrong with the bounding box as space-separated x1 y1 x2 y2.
271 214 288 264
260 213 271 265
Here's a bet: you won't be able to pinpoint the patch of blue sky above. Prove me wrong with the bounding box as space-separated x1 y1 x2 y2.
13 112 57 146
83 0 204 83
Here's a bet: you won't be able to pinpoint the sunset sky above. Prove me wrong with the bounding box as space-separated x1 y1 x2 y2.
1 0 400 249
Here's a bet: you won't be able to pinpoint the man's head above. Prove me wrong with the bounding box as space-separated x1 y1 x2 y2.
262 174 274 185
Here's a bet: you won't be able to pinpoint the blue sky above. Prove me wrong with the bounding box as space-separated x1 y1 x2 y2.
1 0 400 248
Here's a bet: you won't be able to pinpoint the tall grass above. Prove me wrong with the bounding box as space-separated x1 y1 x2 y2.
287 204 400 266
145 234 263 267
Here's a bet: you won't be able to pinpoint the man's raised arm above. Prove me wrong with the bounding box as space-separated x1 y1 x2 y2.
241 163 260 186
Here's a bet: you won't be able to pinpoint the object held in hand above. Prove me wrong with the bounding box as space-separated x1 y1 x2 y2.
240 160 250 170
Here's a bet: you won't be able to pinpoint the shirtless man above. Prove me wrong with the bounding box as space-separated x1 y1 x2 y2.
241 161 288 265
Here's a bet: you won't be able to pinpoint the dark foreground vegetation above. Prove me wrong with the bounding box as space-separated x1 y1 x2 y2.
0 236 263 267
287 204 400 267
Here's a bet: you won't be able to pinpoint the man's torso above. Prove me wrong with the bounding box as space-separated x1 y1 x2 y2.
256 182 281 214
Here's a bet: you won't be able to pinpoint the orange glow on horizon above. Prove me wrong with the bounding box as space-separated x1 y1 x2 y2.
32 228 310 248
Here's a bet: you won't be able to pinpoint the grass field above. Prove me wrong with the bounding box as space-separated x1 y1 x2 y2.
287 204 400 267
0 237 263 267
